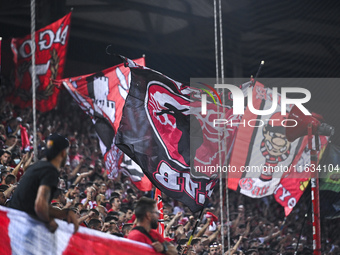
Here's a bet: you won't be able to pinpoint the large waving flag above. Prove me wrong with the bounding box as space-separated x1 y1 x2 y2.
55 58 152 192
114 57 240 212
228 81 328 215
8 13 71 112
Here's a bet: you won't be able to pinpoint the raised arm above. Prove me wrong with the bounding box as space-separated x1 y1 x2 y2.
23 152 34 171
35 185 79 233
68 158 84 180
164 211 182 236
72 170 93 185
11 154 27 177
195 217 211 237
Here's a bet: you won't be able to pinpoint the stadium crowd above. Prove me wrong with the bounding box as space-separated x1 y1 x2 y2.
0 92 340 255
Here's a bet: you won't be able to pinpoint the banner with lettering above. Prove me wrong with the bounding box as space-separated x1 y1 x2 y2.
115 57 220 213
8 12 71 112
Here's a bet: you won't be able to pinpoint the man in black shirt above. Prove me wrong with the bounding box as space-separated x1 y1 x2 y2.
9 134 79 233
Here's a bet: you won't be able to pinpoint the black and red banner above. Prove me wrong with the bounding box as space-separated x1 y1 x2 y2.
115 58 217 213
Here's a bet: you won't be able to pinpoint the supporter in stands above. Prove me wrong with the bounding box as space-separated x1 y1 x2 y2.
0 191 6 205
5 117 20 137
125 207 134 223
0 124 7 142
191 238 204 255
122 223 133 237
103 215 122 236
1 94 340 254
0 167 9 185
81 185 97 209
207 242 219 255
128 197 177 254
4 174 16 185
8 133 79 234
51 188 67 208
117 210 126 227
88 218 102 231
69 142 81 169
108 192 121 212
0 150 12 166
4 134 17 149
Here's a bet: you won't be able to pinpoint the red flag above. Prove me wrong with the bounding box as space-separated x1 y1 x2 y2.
8 13 71 112
228 82 328 216
274 136 328 216
20 125 30 152
56 58 152 191
154 188 164 237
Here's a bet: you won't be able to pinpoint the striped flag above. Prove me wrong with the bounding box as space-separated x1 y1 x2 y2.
0 206 158 255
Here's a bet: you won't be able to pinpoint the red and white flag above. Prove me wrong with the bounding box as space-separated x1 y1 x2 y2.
228 82 328 215
8 13 71 112
154 188 164 237
0 206 158 255
55 58 152 192
20 125 30 152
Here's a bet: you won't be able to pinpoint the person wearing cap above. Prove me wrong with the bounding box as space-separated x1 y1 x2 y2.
9 133 79 234
208 242 219 255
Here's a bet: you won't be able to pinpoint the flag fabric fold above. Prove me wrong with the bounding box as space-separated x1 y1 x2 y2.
115 57 221 213
228 81 328 215
8 12 71 112
20 124 30 152
56 58 152 191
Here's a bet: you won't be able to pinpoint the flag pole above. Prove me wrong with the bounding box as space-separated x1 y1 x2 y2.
185 208 204 250
214 0 226 251
30 0 38 162
308 126 321 255
251 60 265 86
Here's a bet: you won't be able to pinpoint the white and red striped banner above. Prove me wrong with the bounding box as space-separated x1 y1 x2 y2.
0 206 158 255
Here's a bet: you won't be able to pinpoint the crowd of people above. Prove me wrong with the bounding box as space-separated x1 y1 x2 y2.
0 91 340 255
